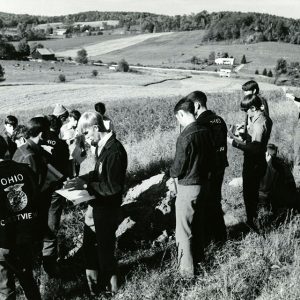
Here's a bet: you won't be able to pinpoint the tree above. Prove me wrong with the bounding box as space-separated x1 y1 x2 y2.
255 70 259 75
241 54 247 64
267 70 273 77
0 40 17 59
275 58 287 75
17 39 30 57
262 68 268 76
208 51 215 63
118 59 129 72
191 56 198 65
58 74 66 82
76 48 88 64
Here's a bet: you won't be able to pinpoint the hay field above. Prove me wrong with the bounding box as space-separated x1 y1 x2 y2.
55 32 173 58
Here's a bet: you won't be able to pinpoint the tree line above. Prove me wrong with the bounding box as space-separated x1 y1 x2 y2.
0 10 300 44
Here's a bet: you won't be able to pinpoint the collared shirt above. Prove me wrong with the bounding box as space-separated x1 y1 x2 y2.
248 111 272 148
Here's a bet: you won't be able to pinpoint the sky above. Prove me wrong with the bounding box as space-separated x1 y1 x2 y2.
0 0 299 19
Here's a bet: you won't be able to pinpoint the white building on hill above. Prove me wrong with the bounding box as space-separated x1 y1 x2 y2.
215 58 235 65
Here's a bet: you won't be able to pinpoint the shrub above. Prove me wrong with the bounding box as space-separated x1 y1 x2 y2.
255 70 259 75
58 74 66 82
118 59 130 72
92 70 98 77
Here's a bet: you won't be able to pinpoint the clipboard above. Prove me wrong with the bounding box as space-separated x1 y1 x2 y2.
56 188 95 205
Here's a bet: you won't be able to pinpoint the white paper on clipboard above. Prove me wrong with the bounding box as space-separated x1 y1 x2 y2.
56 188 95 205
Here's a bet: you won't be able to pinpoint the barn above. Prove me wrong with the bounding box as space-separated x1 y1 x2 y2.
31 48 56 61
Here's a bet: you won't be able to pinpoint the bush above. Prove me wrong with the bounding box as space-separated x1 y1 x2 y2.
118 59 130 72
255 70 259 75
92 69 98 77
58 74 66 82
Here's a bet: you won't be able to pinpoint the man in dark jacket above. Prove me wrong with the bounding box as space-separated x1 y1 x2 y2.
0 135 42 300
40 115 70 275
185 91 228 244
66 111 127 294
259 144 299 215
170 98 214 277
12 117 48 190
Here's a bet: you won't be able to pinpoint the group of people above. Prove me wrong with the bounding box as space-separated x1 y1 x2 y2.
171 81 300 277
0 80 299 298
0 102 123 299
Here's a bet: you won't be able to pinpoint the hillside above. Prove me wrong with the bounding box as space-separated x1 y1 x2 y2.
1 10 300 45
95 31 300 73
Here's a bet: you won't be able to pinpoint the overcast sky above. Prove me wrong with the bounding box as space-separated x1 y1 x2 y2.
0 0 299 19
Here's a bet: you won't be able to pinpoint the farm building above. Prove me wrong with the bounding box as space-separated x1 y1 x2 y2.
54 29 67 36
215 58 235 65
219 65 234 77
31 48 56 61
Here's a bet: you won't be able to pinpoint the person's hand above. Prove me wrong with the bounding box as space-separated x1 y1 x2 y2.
63 177 86 190
41 145 53 154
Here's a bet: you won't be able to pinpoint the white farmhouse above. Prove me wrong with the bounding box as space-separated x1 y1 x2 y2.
215 58 235 65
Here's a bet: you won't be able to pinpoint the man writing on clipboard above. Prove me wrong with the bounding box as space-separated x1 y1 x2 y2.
65 111 127 295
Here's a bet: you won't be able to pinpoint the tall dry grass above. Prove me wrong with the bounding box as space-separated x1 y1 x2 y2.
9 88 300 299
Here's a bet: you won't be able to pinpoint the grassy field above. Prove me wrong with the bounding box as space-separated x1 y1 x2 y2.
1 49 300 298
13 34 130 52
0 59 289 115
96 32 300 74
55 32 173 58
8 87 298 299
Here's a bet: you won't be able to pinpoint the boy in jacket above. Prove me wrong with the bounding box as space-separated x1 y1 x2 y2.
228 94 272 227
0 135 42 300
66 111 127 294
186 91 228 244
170 99 214 277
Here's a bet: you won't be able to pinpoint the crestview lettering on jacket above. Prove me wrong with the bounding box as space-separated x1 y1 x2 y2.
0 173 37 226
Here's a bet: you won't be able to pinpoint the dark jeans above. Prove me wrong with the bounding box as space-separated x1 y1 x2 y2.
0 247 41 300
42 191 65 258
92 205 120 288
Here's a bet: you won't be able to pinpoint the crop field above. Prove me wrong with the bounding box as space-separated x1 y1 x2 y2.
55 32 173 58
13 34 130 52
